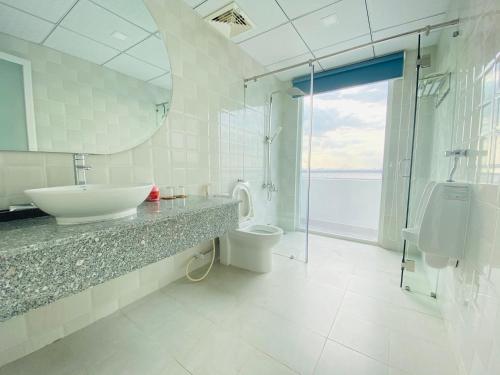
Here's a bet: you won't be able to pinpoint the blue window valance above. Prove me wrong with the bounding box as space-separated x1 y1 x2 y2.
292 51 404 95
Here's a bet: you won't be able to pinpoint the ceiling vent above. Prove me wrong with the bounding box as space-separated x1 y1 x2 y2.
205 2 253 39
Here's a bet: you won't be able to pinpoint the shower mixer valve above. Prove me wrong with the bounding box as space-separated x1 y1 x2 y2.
262 182 278 201
262 182 278 192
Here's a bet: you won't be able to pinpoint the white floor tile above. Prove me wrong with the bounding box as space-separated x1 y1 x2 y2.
388 367 412 375
339 292 449 346
0 235 459 375
239 350 298 375
307 262 353 291
87 336 172 375
348 272 442 317
122 291 185 334
329 311 391 364
389 331 458 375
223 304 326 375
0 339 86 375
123 291 215 359
64 312 144 367
315 340 390 375
242 278 344 337
273 231 308 260
157 359 191 375
162 278 239 324
175 325 297 375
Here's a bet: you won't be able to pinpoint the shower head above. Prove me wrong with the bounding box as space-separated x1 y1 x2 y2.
270 87 306 101
286 87 306 97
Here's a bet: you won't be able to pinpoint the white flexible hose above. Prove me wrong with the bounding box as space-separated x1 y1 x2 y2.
185 239 216 282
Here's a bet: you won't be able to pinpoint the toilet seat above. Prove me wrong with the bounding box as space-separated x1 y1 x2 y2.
232 182 282 237
219 181 283 273
238 224 282 236
232 181 254 224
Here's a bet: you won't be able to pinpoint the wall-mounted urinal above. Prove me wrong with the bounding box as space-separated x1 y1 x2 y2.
402 182 470 268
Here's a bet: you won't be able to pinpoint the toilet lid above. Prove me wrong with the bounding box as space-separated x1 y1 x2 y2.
232 182 254 223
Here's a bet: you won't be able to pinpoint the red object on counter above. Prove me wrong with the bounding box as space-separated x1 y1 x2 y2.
147 184 160 201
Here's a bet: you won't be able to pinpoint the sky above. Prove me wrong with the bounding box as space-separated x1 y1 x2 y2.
302 80 389 171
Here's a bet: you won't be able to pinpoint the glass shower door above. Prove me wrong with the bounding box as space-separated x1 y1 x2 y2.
401 28 459 297
243 64 315 262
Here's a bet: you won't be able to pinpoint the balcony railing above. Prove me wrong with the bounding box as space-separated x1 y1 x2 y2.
299 172 382 241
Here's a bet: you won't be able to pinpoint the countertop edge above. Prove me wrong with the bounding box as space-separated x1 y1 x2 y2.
0 197 240 321
0 198 239 257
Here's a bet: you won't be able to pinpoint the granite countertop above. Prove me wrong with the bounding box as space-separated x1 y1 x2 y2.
0 196 237 256
0 196 239 320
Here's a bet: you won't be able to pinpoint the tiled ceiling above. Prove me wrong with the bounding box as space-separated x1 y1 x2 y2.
0 0 171 89
186 0 452 80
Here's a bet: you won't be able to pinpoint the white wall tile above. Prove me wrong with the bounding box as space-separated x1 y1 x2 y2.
426 0 500 374
25 303 65 352
0 0 291 367
0 31 170 158
0 316 28 352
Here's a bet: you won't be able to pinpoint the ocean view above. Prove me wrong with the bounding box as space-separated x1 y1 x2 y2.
302 169 383 180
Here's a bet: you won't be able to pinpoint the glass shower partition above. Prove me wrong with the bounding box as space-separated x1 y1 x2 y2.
243 64 315 262
401 27 459 297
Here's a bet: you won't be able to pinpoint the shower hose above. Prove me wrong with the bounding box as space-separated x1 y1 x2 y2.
185 238 216 282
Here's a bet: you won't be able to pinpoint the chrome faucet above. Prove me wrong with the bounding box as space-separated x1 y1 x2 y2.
444 149 468 182
73 153 92 185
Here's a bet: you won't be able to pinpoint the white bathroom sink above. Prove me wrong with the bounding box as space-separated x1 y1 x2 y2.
25 184 153 225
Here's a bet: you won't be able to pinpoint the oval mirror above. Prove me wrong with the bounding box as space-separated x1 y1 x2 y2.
0 0 172 154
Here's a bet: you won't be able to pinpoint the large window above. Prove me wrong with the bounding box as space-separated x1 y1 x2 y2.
300 80 389 241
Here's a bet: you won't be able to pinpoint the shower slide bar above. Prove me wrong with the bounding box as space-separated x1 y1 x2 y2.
244 18 460 83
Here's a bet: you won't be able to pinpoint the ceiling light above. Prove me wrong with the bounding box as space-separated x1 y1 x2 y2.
111 31 128 41
321 13 338 27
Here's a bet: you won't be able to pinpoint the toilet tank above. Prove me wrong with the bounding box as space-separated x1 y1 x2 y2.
418 182 470 260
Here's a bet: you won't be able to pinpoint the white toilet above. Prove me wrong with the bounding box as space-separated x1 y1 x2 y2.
220 182 283 273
